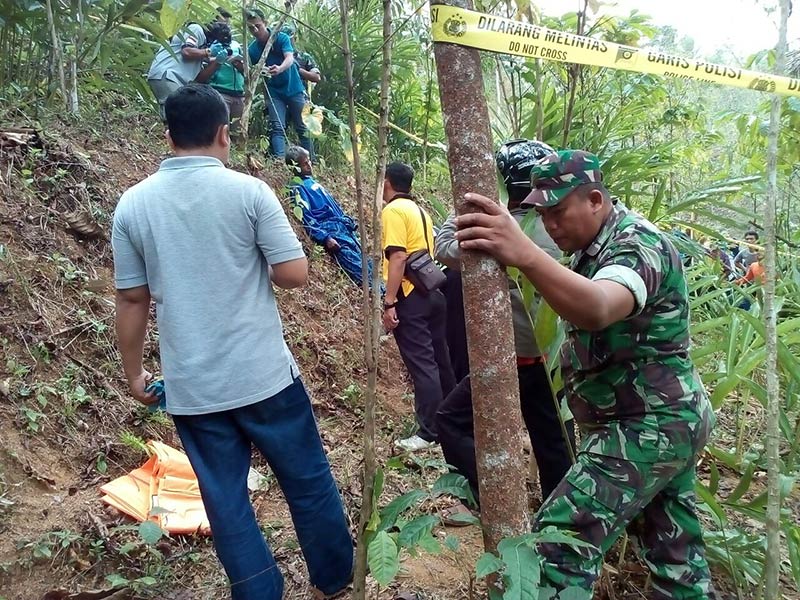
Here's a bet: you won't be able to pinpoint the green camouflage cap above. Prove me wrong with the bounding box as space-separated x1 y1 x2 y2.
522 149 603 207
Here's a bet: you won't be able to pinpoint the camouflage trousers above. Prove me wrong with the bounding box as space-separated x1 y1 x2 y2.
532 420 716 599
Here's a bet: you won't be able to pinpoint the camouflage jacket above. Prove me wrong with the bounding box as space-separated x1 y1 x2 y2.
561 202 713 455
294 51 319 93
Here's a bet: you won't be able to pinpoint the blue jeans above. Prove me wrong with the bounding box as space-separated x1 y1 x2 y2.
266 91 313 158
172 378 353 600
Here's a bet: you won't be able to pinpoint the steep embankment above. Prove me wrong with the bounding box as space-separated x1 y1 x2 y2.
0 115 485 599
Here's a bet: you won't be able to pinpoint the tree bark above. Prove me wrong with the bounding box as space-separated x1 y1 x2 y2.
764 1 789 598
45 0 68 113
430 0 528 554
561 0 588 147
342 0 388 594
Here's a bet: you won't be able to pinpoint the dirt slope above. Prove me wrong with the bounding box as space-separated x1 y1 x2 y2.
1 113 747 600
0 115 480 599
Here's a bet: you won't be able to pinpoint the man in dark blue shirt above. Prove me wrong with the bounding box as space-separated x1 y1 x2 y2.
246 8 312 158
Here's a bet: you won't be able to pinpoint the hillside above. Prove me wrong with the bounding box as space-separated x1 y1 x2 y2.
0 112 491 599
3 107 798 600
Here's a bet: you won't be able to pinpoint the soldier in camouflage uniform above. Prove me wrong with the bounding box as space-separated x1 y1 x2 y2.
456 150 716 599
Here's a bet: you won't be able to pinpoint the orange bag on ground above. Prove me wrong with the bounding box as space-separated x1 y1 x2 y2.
100 440 211 535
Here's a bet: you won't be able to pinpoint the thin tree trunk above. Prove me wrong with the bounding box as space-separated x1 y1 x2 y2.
240 0 295 145
561 0 588 147
764 1 789 597
67 0 83 115
421 53 433 185
342 0 387 593
430 0 528 556
45 0 68 111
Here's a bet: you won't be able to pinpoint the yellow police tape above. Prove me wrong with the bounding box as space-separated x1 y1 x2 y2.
430 5 800 98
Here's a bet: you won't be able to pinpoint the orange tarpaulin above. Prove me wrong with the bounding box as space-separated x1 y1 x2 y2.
100 440 211 535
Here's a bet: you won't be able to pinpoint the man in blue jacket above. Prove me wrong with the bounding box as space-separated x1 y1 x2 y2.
286 146 370 287
246 8 312 158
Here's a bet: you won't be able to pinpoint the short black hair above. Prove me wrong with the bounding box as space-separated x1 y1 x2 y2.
165 84 229 149
385 162 414 193
216 6 232 18
207 21 232 44
745 230 759 240
574 181 611 201
246 7 265 19
285 145 308 166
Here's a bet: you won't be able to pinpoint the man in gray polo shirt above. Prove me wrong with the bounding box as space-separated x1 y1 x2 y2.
147 22 210 120
112 83 353 600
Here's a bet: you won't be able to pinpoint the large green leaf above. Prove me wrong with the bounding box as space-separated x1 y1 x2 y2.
695 482 728 526
138 521 164 545
397 514 438 548
378 489 426 531
431 472 476 506
497 536 541 600
476 552 504 579
160 0 189 38
367 530 399 587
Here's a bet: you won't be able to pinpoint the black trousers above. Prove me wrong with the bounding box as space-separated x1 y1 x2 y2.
441 269 470 383
394 288 456 442
436 363 576 506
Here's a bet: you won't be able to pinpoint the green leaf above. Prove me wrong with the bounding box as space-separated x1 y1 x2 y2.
135 576 157 586
443 511 480 526
784 523 800 587
378 489 426 531
118 541 138 555
725 462 756 504
106 573 129 587
498 536 541 600
476 552 504 579
432 472 476 506
366 506 381 532
372 467 385 506
695 482 728 526
443 534 460 552
293 205 304 222
708 459 720 496
398 514 438 548
159 0 190 38
138 520 164 545
384 455 406 470
417 532 442 554
706 444 739 470
367 530 399 587
528 527 594 550
555 587 587 600
96 454 108 474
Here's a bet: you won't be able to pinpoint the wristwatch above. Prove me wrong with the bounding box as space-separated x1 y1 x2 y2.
383 300 398 309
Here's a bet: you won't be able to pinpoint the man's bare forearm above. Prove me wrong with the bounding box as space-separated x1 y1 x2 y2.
116 294 150 380
385 252 407 302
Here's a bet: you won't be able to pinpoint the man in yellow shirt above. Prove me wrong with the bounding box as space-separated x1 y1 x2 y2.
382 162 455 452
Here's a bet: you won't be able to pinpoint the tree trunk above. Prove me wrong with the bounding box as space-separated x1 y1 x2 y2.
430 0 528 555
240 0 295 145
561 0 588 147
341 0 388 594
764 1 789 597
45 0 68 112
66 0 84 115
421 53 433 185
